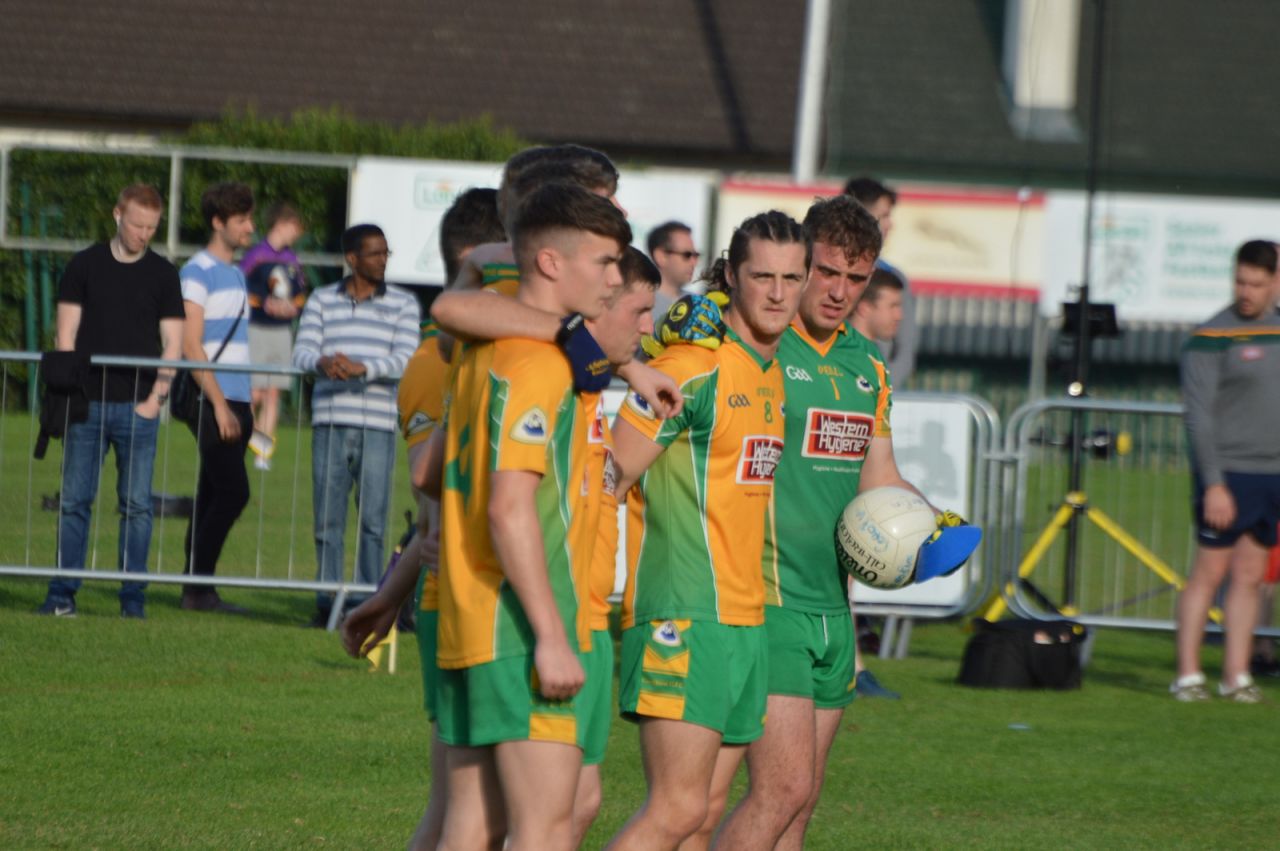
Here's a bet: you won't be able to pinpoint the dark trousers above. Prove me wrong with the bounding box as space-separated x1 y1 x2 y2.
184 401 252 588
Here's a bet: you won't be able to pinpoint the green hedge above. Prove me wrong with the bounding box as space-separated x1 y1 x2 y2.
0 107 528 397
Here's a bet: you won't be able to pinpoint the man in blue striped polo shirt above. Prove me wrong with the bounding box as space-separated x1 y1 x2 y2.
293 224 420 625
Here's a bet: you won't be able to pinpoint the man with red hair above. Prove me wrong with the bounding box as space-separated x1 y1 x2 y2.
38 184 186 619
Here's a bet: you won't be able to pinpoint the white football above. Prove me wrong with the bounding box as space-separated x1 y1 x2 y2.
835 486 936 589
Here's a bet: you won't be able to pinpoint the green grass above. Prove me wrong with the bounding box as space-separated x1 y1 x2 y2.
2 585 1278 849
2 412 1275 847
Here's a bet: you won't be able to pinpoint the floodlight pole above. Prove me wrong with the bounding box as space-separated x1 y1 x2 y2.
1062 0 1107 610
792 0 832 183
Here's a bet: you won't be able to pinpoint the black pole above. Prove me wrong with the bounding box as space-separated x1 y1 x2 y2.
1063 0 1107 609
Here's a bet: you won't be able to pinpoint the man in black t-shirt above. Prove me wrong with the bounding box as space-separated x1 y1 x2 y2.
38 184 186 619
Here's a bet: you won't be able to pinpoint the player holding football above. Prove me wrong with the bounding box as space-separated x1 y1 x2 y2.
710 195 973 850
605 210 806 851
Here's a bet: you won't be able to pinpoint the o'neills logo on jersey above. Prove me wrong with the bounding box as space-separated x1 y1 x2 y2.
802 408 873 460
737 435 784 485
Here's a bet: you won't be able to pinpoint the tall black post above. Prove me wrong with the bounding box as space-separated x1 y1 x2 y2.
1062 0 1107 609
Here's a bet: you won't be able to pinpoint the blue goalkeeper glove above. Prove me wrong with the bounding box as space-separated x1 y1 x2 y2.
556 313 613 393
915 511 982 583
641 292 729 358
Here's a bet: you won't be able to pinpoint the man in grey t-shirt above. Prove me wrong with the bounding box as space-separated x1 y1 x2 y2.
1172 239 1280 704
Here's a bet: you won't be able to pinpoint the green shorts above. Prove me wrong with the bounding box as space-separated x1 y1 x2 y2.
581 630 614 765
436 652 581 750
415 608 439 722
763 606 857 709
619 619 767 745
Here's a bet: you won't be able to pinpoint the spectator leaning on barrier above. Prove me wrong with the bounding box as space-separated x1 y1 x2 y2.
179 182 256 614
38 184 185 620
240 201 307 471
1173 239 1280 703
292 224 420 627
844 176 916 385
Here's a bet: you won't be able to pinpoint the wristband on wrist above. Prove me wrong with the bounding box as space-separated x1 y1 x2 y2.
556 312 586 347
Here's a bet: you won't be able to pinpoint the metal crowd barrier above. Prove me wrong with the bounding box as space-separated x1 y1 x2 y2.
21 349 1261 643
853 392 1002 657
0 352 410 627
989 396 1280 638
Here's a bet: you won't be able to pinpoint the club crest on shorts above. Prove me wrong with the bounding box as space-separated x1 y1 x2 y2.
653 620 682 647
511 407 548 444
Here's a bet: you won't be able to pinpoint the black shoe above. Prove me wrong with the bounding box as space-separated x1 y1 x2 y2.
309 609 334 629
120 599 146 619
182 589 247 614
37 596 77 617
1250 654 1280 678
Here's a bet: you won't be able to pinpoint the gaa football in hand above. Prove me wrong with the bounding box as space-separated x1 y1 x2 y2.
835 486 937 589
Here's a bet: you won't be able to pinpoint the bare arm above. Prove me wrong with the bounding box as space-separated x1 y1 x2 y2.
616 361 683 419
55 303 81 351
610 418 670 498
489 469 584 700
133 316 184 418
859 436 936 511
412 428 446 497
431 290 560 343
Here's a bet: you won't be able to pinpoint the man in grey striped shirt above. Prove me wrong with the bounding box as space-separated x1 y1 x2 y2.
293 224 420 625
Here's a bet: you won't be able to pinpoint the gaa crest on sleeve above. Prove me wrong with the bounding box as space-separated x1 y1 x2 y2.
626 390 656 420
404 411 436 438
510 407 549 444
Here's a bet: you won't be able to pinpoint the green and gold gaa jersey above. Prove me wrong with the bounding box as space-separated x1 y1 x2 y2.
764 321 892 614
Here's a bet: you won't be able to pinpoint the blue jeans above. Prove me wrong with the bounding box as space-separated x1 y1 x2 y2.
311 425 396 610
49 401 160 604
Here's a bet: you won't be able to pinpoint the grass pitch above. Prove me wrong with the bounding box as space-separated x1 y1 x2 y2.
1 581 1277 850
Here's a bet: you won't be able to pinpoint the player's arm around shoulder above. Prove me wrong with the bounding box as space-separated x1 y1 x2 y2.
612 345 716 495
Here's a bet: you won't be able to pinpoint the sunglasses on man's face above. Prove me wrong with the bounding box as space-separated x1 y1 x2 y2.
663 248 701 261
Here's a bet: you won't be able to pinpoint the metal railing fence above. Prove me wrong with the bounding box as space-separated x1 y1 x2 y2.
0 352 411 623
989 396 1280 638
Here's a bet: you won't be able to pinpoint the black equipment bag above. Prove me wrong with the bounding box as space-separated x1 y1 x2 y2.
957 618 1087 690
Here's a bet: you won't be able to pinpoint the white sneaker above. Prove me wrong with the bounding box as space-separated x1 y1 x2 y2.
1170 672 1211 702
1219 674 1264 704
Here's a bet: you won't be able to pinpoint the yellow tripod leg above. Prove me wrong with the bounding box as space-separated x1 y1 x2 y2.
982 499 1077 622
1085 506 1223 624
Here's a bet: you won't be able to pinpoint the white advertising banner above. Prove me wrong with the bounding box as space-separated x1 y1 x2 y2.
348 157 505 285
349 156 715 286
614 169 717 263
717 179 1043 301
1042 191 1280 322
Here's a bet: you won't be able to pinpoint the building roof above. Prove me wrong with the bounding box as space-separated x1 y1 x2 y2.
0 0 805 165
826 0 1280 195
